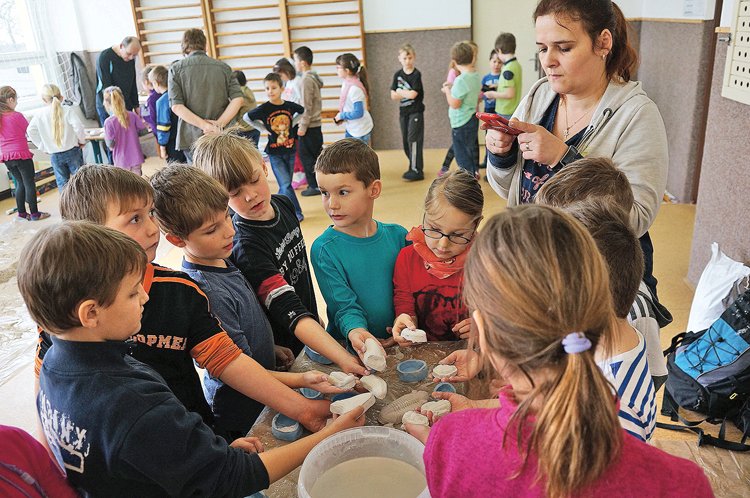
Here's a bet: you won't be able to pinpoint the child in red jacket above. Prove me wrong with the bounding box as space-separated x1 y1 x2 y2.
392 170 483 343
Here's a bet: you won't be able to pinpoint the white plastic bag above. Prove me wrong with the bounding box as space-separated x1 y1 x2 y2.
687 243 750 332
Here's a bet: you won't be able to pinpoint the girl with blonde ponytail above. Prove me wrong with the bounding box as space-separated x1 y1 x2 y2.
27 84 86 189
410 205 713 498
102 86 148 174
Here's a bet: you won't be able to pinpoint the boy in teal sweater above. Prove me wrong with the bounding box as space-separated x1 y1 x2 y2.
311 138 407 347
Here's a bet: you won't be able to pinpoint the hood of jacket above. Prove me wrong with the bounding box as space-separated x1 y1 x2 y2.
304 70 323 89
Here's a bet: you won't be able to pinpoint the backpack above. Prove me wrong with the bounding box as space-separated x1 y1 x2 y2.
659 289 750 450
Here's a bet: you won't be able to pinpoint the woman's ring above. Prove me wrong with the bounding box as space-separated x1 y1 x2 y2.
525 142 531 151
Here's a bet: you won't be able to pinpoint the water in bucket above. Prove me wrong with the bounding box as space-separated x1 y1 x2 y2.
310 456 426 498
297 426 430 498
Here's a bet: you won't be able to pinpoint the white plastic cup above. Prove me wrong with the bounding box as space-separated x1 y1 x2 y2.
297 426 430 498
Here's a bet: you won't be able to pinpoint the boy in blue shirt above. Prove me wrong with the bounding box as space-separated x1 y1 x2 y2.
149 65 186 163
481 49 502 115
151 164 345 441
480 49 502 170
311 138 407 347
442 41 482 178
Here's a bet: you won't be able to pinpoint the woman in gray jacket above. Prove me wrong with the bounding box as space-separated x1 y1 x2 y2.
485 0 668 298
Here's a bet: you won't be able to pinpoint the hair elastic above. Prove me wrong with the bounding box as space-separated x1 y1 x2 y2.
562 332 592 354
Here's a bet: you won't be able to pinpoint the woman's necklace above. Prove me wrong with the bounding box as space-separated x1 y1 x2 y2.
561 95 596 140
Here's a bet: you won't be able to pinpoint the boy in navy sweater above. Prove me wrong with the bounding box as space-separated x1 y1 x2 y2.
19 222 363 497
34 165 332 434
151 164 347 440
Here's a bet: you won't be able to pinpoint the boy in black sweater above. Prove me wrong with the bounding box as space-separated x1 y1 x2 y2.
390 43 425 182
34 165 332 435
192 130 375 374
19 222 363 497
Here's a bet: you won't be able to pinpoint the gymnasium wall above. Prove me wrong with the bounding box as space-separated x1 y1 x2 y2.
365 28 471 150
356 0 472 149
687 36 750 283
635 19 717 203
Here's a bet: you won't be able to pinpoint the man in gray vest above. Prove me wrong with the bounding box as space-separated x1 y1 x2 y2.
169 29 243 162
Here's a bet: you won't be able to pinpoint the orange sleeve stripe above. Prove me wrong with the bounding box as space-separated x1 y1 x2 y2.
191 332 242 378
34 328 44 378
152 276 209 300
142 264 155 293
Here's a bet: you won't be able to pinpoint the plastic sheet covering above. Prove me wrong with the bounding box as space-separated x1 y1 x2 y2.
651 439 750 497
248 341 479 497
0 223 40 386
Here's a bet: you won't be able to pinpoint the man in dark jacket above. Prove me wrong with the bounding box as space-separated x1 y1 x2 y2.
95 36 141 126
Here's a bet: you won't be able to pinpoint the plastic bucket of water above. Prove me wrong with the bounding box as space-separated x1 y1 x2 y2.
297 426 429 498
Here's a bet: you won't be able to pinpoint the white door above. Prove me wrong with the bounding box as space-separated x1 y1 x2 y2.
472 0 541 100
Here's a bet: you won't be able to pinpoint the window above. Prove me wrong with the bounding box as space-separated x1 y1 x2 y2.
0 0 58 111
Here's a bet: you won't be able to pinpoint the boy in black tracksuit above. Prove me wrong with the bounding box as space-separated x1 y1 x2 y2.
390 43 425 181
22 222 363 497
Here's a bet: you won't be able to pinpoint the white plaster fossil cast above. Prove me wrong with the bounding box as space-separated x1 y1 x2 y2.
432 364 458 379
328 371 357 390
360 374 388 399
400 328 427 343
378 390 430 424
421 400 451 418
330 392 375 415
402 410 429 427
363 338 387 371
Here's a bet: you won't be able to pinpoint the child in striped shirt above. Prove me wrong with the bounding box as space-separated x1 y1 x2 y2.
566 202 657 441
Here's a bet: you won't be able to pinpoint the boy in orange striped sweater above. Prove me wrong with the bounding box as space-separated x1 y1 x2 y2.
34 165 334 435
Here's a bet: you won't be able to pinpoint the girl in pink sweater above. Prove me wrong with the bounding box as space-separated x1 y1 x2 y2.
0 86 50 221
408 205 713 498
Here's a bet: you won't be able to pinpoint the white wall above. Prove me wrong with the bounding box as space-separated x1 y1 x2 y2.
616 0 643 18
50 0 137 52
639 0 716 20
472 0 537 98
616 0 717 20
721 0 736 26
362 0 470 32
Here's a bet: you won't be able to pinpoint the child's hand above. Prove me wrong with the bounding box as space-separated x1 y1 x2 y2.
392 314 418 346
434 349 481 382
337 350 369 377
329 405 366 432
159 146 167 160
348 329 379 358
298 399 334 433
451 318 474 340
303 370 347 394
230 436 264 453
274 345 295 371
404 423 431 444
430 391 476 413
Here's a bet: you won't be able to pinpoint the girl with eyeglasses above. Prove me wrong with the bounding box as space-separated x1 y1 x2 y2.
392 170 483 344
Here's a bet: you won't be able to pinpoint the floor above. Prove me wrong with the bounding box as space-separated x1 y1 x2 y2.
0 148 712 444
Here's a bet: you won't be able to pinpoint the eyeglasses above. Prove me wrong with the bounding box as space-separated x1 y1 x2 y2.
421 215 476 245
